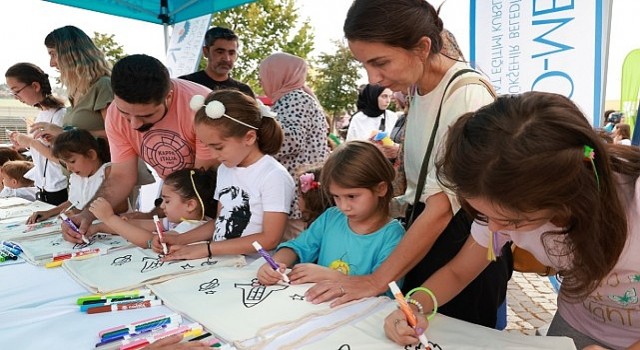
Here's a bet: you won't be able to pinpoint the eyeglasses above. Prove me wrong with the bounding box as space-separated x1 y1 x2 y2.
11 84 30 97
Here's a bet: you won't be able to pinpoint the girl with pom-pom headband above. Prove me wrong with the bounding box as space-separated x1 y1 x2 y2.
190 94 259 130
160 89 292 263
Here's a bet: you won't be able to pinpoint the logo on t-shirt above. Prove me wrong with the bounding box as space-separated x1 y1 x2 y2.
215 186 251 240
141 130 195 177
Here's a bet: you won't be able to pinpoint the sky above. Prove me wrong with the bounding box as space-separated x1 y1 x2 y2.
1 0 639 100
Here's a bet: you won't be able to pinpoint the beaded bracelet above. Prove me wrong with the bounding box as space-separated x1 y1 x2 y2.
406 297 425 314
406 287 438 320
205 240 212 259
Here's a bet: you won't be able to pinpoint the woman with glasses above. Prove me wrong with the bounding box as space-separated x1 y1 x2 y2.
5 63 68 206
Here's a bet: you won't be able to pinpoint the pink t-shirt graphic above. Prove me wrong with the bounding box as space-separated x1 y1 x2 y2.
106 79 213 179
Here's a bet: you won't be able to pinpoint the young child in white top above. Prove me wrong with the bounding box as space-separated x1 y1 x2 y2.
153 89 294 260
28 129 121 224
0 160 38 201
87 168 217 249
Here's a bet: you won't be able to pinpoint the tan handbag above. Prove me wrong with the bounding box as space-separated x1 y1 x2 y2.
512 245 554 276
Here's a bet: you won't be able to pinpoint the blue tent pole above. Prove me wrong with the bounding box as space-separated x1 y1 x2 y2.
632 102 640 146
631 100 640 146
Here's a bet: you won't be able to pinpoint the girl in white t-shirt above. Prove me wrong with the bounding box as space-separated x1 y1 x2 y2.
155 89 294 261
385 92 640 350
87 168 217 249
26 129 118 223
5 62 68 205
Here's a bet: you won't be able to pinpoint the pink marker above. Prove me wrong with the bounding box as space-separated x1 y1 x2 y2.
153 215 168 254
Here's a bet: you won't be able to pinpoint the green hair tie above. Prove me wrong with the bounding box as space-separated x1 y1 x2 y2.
583 145 600 190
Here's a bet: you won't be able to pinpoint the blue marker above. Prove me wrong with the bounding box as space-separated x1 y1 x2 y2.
0 245 21 256
59 213 89 244
2 241 22 253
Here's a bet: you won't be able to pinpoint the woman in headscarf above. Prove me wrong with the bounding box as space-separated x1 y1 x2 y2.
259 52 330 240
346 84 398 142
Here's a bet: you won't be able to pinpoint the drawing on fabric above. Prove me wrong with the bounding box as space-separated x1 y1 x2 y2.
199 278 220 295
50 240 61 246
141 256 164 273
404 342 443 350
215 186 251 240
235 278 288 308
112 254 132 266
289 294 305 301
181 263 195 270
338 345 351 350
23 221 56 232
72 236 96 249
201 259 218 267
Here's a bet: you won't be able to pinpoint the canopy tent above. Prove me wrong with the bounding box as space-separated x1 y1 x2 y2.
43 0 256 50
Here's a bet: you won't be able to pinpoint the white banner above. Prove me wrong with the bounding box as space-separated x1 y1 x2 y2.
166 13 212 78
470 0 609 125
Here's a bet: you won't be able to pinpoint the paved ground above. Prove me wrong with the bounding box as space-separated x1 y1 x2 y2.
505 272 559 335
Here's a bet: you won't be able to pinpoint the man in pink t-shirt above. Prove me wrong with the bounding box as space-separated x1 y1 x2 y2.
63 54 217 238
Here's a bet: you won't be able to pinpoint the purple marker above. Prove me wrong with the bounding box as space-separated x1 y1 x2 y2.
252 241 289 283
60 213 90 244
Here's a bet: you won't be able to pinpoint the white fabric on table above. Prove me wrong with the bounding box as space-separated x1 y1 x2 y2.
64 246 246 293
0 217 62 241
15 232 132 265
301 301 577 350
149 264 383 349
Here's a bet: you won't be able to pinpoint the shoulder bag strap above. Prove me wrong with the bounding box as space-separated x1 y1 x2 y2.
407 68 489 225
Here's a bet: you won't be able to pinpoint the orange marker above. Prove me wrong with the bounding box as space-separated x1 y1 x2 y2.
389 281 430 349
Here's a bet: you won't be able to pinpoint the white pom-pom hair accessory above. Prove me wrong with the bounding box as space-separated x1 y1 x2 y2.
189 95 258 130
256 99 277 119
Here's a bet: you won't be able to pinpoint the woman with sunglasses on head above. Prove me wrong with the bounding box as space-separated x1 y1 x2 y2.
31 25 111 141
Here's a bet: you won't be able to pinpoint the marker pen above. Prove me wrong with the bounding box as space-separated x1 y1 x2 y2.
53 247 101 261
1 241 22 253
60 212 89 244
252 241 289 283
120 323 202 350
80 296 157 312
98 314 180 338
77 288 152 305
0 248 18 260
389 281 430 349
86 299 162 314
153 215 168 254
1 244 21 256
96 321 181 346
46 250 102 268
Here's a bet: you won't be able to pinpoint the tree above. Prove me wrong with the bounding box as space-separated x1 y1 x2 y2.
312 40 361 132
92 32 126 66
209 0 315 93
